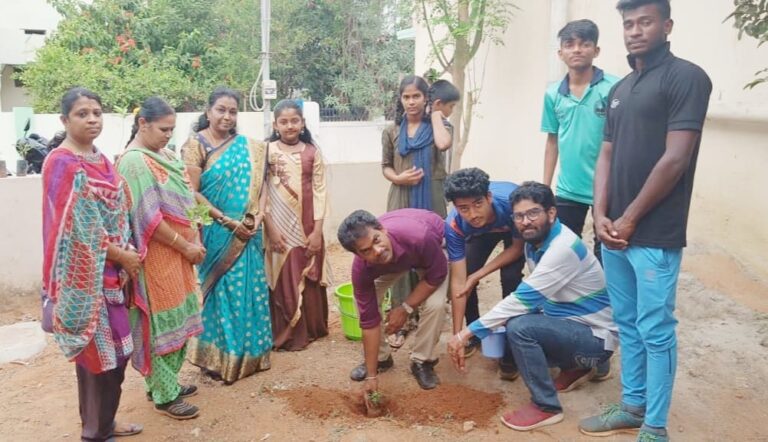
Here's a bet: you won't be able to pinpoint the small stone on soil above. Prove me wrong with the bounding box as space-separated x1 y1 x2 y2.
463 421 475 432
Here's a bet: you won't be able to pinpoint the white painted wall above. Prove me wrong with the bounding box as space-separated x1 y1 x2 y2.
0 106 384 166
0 159 389 293
415 0 768 279
0 176 42 294
0 65 29 111
0 117 388 292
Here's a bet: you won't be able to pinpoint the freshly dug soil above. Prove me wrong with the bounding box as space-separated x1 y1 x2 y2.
275 383 503 428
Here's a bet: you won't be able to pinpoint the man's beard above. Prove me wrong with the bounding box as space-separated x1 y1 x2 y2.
522 220 552 245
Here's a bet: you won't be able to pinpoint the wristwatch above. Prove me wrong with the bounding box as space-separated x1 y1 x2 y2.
401 302 414 315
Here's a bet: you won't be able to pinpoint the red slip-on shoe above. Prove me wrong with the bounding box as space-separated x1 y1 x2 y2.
500 402 564 431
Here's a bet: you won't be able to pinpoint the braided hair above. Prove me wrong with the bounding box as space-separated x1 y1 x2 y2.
125 97 175 148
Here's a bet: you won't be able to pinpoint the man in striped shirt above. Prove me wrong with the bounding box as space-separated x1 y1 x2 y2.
447 182 618 432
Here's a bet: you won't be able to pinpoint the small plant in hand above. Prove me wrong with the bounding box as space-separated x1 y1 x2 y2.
364 390 385 417
186 203 214 227
367 390 383 405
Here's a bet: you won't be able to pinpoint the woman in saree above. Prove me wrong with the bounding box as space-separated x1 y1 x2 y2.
42 87 144 440
264 99 330 351
182 87 273 383
117 97 205 419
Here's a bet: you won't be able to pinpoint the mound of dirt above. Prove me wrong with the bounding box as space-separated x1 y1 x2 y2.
275 384 503 428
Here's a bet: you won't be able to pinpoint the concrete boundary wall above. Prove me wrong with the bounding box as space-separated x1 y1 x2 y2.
0 107 385 167
0 161 389 293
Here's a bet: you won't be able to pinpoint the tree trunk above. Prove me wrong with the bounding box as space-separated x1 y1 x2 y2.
449 2 471 172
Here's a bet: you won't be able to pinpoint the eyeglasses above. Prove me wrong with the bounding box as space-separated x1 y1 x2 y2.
512 207 545 223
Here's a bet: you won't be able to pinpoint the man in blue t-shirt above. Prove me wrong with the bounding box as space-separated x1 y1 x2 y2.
444 168 525 378
541 19 619 262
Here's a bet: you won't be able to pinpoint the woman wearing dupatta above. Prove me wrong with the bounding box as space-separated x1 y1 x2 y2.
381 75 453 348
42 88 144 440
264 100 330 351
182 88 273 384
117 97 204 420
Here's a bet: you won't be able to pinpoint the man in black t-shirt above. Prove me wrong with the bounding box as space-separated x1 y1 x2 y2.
579 1 712 441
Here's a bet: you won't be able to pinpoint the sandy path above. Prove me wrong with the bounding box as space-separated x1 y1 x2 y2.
1 245 767 441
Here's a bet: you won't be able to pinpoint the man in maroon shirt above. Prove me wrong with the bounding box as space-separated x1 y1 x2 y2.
337 208 449 391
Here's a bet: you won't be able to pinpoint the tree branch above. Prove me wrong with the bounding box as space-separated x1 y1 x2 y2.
468 0 487 61
420 0 451 70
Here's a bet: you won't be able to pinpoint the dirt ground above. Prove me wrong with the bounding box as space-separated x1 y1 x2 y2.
1 243 767 441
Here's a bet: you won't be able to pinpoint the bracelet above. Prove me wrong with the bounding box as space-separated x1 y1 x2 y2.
364 376 377 380
170 232 179 246
456 329 468 341
401 302 414 315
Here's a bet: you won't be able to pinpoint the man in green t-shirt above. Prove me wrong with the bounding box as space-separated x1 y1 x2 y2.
541 19 619 262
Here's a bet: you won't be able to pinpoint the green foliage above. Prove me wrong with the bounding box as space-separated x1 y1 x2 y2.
19 0 412 117
367 390 383 405
272 0 413 117
186 203 214 227
418 0 516 72
417 0 517 169
727 0 768 88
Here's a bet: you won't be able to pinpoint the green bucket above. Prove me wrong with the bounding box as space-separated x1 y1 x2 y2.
334 282 362 341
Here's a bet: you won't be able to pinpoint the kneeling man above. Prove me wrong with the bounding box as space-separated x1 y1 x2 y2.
338 208 448 391
448 182 617 431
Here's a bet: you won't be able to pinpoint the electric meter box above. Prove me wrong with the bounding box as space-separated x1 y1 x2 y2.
263 80 277 100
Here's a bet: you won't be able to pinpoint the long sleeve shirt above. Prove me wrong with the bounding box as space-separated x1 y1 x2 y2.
468 220 618 351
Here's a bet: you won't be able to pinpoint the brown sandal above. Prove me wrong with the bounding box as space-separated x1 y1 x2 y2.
113 422 143 437
387 329 408 349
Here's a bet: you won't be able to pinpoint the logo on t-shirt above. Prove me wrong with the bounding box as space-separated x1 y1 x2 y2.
594 98 608 118
610 98 621 109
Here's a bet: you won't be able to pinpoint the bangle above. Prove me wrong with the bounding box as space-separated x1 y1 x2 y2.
364 376 377 380
456 329 468 341
401 302 414 315
170 232 179 246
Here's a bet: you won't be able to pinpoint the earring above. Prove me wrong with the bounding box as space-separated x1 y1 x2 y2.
301 129 305 135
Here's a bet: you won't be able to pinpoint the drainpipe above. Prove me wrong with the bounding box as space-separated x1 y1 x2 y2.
549 0 569 83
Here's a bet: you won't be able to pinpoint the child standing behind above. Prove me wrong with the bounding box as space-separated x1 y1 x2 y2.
380 76 459 349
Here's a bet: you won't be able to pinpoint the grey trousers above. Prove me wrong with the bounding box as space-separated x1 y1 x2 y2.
76 360 127 442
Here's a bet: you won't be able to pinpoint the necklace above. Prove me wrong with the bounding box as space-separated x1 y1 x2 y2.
205 128 231 148
277 140 304 153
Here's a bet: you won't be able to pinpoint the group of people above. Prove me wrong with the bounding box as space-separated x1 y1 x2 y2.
42 87 330 440
338 1 711 441
40 0 711 441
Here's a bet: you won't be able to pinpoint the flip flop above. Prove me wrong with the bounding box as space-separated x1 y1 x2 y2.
113 423 143 437
387 329 407 349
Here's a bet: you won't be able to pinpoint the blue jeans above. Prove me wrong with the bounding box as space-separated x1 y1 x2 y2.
602 245 682 428
505 314 613 413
